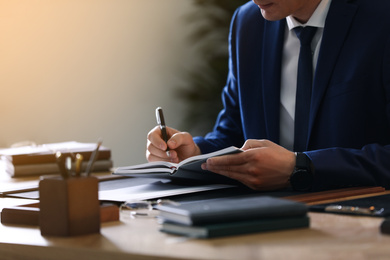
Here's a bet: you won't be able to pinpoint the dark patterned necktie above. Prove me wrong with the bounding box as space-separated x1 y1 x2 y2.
293 26 317 152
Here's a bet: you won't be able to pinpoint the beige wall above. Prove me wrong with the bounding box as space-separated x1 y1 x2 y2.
0 0 198 166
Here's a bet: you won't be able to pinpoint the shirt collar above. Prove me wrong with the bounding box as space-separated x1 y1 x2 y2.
286 0 332 30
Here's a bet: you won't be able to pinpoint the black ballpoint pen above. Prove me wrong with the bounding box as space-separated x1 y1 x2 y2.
156 107 170 153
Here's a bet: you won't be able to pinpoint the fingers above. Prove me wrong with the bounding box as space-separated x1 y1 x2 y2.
167 131 194 148
146 126 199 162
147 126 192 150
241 139 271 150
201 144 293 191
201 152 246 179
205 152 246 167
147 126 172 162
168 131 201 161
202 163 242 179
146 140 169 162
201 159 255 188
147 126 171 151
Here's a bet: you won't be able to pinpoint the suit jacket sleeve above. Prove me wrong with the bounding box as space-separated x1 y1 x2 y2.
194 3 266 153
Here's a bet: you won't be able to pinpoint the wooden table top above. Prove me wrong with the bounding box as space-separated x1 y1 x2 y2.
0 197 389 260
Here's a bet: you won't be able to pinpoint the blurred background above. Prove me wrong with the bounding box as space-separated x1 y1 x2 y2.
0 0 246 167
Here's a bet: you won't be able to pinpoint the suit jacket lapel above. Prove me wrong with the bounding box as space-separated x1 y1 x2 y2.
262 20 285 143
308 0 358 146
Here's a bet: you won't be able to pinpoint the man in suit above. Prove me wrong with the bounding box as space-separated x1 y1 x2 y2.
146 0 390 191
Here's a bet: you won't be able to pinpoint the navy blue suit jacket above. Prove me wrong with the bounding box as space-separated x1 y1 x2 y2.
193 0 390 190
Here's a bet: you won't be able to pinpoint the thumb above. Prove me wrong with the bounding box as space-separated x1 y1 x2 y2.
167 132 194 149
241 139 271 151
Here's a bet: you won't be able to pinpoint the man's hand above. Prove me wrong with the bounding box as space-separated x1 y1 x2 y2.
201 139 296 191
146 126 201 163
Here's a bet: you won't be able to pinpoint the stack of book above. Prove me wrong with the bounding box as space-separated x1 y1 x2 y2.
0 141 113 177
156 196 310 238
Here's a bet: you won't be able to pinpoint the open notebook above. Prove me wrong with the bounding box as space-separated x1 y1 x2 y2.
113 146 241 183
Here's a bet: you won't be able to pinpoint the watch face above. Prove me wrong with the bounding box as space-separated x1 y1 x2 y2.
291 169 312 191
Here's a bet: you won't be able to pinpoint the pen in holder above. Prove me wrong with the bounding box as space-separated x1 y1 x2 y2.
39 141 102 236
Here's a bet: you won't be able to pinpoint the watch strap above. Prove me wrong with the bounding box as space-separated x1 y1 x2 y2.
290 152 314 191
295 152 311 171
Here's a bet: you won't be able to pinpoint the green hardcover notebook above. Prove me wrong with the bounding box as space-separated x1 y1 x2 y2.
160 215 310 238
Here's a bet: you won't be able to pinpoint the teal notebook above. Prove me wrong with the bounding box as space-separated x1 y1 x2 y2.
156 196 308 226
160 215 310 238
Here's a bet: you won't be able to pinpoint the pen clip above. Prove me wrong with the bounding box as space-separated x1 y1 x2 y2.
156 107 165 126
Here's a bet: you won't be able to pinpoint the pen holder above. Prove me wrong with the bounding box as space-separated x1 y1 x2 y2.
39 176 100 237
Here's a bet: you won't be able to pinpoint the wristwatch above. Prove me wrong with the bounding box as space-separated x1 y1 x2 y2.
289 152 314 191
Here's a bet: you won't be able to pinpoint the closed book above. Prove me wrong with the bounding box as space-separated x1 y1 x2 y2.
113 146 241 184
156 196 308 226
5 160 113 177
0 141 111 165
160 215 310 238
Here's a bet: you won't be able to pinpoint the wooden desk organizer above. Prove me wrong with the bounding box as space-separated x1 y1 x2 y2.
39 176 100 236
